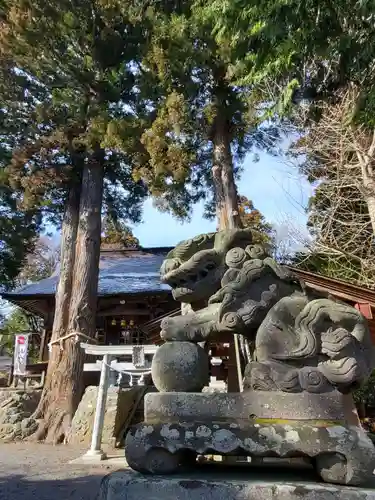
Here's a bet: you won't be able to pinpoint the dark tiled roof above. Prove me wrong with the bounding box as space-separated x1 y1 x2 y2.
5 248 173 298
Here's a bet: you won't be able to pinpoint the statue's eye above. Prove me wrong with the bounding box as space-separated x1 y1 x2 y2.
206 263 215 270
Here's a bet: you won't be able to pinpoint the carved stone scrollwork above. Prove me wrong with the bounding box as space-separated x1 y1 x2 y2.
298 367 331 393
225 247 248 269
248 296 374 394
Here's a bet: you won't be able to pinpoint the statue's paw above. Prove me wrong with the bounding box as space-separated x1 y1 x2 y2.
319 357 365 389
243 362 278 391
277 369 301 392
160 316 205 342
160 317 190 341
321 328 355 358
160 329 177 341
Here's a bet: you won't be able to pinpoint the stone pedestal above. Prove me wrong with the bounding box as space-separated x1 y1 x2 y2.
125 391 375 485
99 469 375 500
144 390 349 421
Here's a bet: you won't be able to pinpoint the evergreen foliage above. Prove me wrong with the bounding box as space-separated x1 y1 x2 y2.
0 189 41 290
238 195 275 250
0 0 149 232
112 1 287 225
101 217 139 248
202 0 375 121
202 0 375 281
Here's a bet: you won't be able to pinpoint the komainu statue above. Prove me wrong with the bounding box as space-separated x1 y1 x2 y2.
125 229 375 486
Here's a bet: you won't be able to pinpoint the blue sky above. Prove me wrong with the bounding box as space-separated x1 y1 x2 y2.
46 149 313 248
132 150 313 247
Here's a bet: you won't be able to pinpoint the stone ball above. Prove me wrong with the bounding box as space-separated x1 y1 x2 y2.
151 342 210 392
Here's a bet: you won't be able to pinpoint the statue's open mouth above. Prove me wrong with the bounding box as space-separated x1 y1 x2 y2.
172 286 194 299
170 274 219 302
161 251 222 302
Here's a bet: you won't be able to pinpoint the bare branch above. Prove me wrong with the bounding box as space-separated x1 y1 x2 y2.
287 86 375 288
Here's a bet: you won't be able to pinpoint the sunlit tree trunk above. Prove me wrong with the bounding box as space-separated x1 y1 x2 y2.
212 110 242 230
33 152 104 443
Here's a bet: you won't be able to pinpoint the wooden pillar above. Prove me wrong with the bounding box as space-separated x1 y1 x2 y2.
39 308 54 362
227 341 240 392
147 297 157 322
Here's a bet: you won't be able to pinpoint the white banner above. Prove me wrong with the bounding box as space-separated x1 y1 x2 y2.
13 334 30 376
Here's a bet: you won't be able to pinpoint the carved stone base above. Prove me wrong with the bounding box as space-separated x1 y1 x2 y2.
125 420 375 485
125 391 375 485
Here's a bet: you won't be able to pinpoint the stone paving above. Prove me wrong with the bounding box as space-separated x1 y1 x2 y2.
0 442 123 500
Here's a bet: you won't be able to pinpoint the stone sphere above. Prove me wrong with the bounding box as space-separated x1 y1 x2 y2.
151 342 210 392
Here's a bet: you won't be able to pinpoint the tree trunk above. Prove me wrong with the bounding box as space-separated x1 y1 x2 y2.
32 181 80 442
33 156 104 443
211 111 243 395
365 192 375 237
212 115 242 231
50 184 81 343
357 135 375 237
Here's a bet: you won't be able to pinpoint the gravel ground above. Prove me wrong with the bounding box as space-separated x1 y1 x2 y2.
0 443 123 500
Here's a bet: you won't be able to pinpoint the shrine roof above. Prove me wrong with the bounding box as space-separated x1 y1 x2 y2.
3 247 174 299
290 267 375 308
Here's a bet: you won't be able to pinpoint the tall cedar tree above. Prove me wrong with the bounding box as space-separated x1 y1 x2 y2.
203 0 375 280
0 0 150 442
112 2 285 230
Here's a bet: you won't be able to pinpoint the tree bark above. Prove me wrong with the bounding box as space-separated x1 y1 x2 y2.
356 130 375 238
360 168 375 238
33 154 104 444
365 192 375 237
32 181 80 442
211 109 243 394
51 184 81 342
212 114 242 231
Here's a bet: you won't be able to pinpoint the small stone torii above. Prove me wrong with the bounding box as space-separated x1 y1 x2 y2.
78 342 158 461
